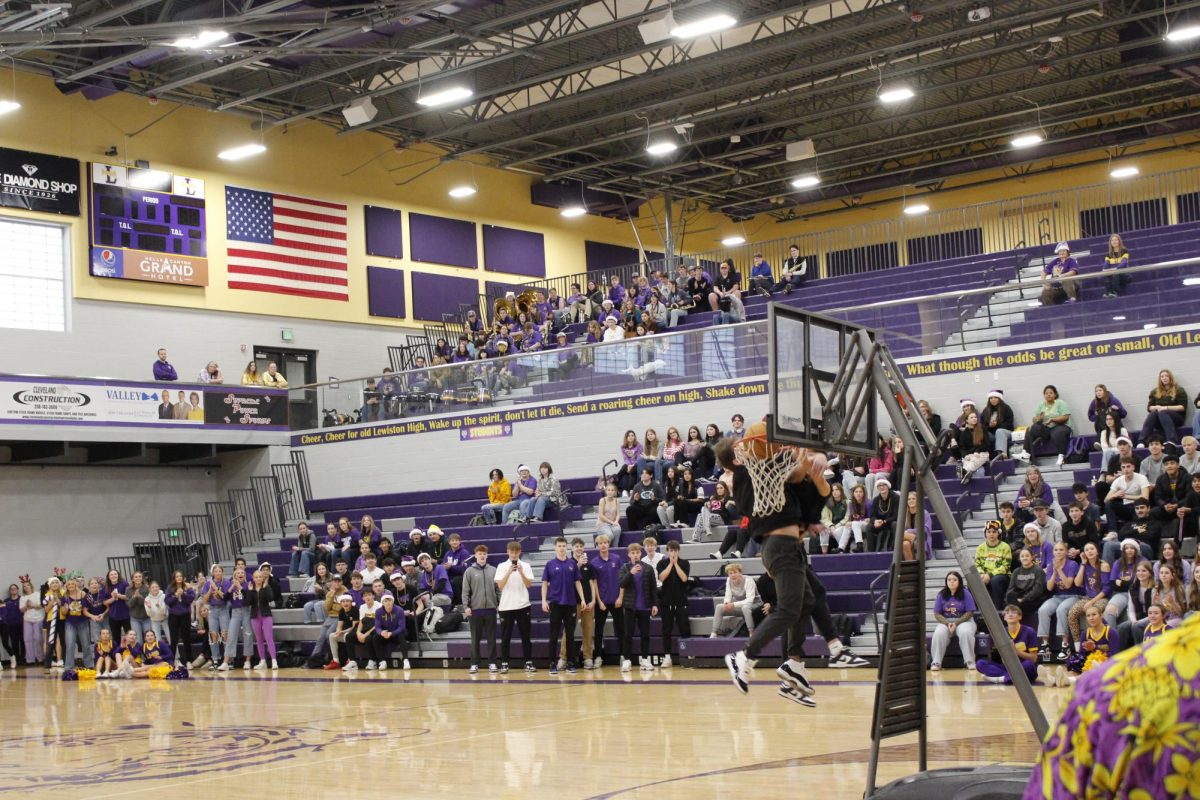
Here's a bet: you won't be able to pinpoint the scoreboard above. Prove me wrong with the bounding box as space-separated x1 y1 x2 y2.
88 163 209 287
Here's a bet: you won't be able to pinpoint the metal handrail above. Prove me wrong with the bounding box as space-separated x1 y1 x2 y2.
868 570 890 653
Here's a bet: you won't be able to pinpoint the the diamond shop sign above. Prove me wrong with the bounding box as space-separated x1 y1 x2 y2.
0 147 81 215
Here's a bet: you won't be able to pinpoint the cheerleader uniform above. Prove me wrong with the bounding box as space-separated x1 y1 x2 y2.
1068 624 1116 674
93 638 115 672
141 638 174 666
976 623 1040 684
1142 622 1168 641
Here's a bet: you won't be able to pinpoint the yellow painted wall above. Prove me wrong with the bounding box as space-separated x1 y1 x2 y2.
0 72 665 328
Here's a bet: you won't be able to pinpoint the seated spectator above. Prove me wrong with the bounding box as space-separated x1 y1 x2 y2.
980 389 1014 458
678 425 713 477
1103 458 1152 538
625 469 665 532
710 563 760 637
325 593 358 670
956 411 992 483
660 466 702 528
772 245 808 295
260 361 288 388
361 378 381 422
425 525 447 562
658 279 690 327
370 592 406 672
1039 242 1079 305
501 465 537 522
868 479 898 552
975 521 1013 608
416 554 452 608
442 533 472 604
607 273 624 306
818 483 850 554
1102 539 1142 625
1006 547 1048 625
865 435 894 498
1071 482 1102 527
915 400 942 452
1156 539 1193 587
1100 233 1131 298
1060 605 1116 685
996 501 1021 548
1020 520 1055 571
1037 542 1083 661
1088 383 1128 438
1152 454 1189 542
835 483 869 553
1066 542 1110 653
1153 563 1186 627
693 480 737 544
1138 437 1167 484
685 265 712 313
930 571 977 671
1112 557 1154 647
615 431 642 494
708 259 742 311
197 361 223 384
480 468 511 525
1015 465 1053 525
1096 410 1128 467
748 252 774 297
595 482 621 541
1061 502 1101 561
1180 472 1200 542
978 604 1042 685
901 491 933 562
1022 384 1073 466
1179 435 1200 475
521 462 565 522
637 429 669 484
1094 436 1138 504
1031 502 1062 545
289 522 317 578
153 347 177 382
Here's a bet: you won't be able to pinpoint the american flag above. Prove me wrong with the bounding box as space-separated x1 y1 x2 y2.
225 186 349 301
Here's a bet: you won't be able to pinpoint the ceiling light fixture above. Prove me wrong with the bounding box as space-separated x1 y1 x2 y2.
172 30 228 49
878 84 915 104
448 185 477 198
0 99 18 116
791 174 821 189
218 142 266 161
721 235 746 246
1112 315 1127 321
1184 277 1200 286
670 12 738 39
1143 322 1158 330
416 86 472 107
903 203 929 215
1011 132 1044 149
1110 165 1139 179
560 205 587 218
646 138 679 156
1166 24 1200 41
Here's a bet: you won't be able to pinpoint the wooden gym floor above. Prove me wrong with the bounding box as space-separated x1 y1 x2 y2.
0 666 1057 799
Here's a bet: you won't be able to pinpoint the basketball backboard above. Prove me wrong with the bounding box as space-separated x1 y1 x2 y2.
767 304 878 457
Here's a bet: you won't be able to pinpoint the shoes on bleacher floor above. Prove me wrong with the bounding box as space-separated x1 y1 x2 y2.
778 683 817 707
469 664 478 674
725 650 754 694
524 661 536 673
341 660 357 671
829 650 869 668
1055 455 1064 466
489 663 498 673
777 659 815 696
639 657 652 672
620 659 632 673
378 660 387 672
500 662 509 674
403 659 411 670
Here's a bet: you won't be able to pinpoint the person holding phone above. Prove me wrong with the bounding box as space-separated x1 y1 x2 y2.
495 541 535 674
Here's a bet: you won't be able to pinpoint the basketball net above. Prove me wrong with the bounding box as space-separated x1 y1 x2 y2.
734 437 801 516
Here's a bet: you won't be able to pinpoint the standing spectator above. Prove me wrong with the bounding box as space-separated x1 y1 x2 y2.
153 348 177 381
246 568 278 670
1023 384 1073 466
222 566 252 671
201 565 231 670
102 569 131 642
710 562 759 637
0 585 20 667
656 540 690 668
1100 233 1131 298
1087 384 1128 437
260 361 288 388
541 537 583 675
1039 242 1079 305
480 468 511 525
1006 547 1048 626
590 533 625 667
618 542 658 672
930 571 977 671
975 521 1013 609
164 570 195 667
1139 369 1187 446
1038 542 1083 662
772 244 808 295
462 545 499 674
565 539 597 669
240 361 260 385
980 389 1014 458
1065 542 1110 652
197 361 223 384
19 578 44 666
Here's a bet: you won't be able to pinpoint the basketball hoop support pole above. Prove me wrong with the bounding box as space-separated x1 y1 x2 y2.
855 329 1049 794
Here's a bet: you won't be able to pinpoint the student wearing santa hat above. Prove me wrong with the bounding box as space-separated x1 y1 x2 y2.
981 389 1015 458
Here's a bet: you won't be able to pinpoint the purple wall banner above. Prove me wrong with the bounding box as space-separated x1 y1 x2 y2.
364 205 404 259
367 266 407 319
0 374 289 430
410 212 478 269
459 422 513 441
482 224 546 277
584 240 664 272
410 271 479 321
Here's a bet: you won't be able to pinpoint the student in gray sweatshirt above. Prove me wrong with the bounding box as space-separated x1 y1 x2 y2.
463 544 499 674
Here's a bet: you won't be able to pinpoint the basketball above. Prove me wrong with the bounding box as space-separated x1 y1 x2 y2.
739 419 778 460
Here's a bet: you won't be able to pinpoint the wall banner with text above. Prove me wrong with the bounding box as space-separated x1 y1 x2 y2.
0 147 81 215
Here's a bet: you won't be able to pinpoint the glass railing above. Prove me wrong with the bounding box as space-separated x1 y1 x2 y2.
290 254 1199 431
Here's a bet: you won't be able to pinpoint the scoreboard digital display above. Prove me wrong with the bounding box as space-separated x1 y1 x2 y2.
88 163 209 287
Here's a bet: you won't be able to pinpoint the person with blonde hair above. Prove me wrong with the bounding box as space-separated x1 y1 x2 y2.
1138 368 1187 446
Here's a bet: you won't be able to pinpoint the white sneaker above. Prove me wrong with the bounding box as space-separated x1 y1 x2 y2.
365 660 378 671
620 659 632 673
469 664 479 674
1054 665 1067 688
985 675 1007 684
216 662 230 672
341 661 357 671
402 659 411 670
1055 455 1065 467
777 659 815 697
253 659 267 671
582 658 593 670
243 659 251 670
639 657 652 671
270 660 278 671
725 650 755 694
556 658 567 671
661 655 672 668
190 655 207 669
488 663 498 673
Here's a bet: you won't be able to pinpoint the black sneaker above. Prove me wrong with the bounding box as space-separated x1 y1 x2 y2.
776 659 816 696
778 682 816 707
1056 648 1070 662
829 650 870 668
500 662 509 674
1039 649 1052 664
548 664 559 676
524 661 536 673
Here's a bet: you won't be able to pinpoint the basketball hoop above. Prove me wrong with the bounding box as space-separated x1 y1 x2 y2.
734 435 801 517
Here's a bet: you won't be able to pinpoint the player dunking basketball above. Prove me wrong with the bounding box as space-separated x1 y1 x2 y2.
717 433 866 708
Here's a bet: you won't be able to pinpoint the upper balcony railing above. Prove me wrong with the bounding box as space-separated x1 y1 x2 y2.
473 165 1200 329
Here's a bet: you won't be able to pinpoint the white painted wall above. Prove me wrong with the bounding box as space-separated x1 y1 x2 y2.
0 298 419 384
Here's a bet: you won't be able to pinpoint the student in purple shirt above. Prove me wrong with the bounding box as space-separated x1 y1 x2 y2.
541 537 584 675
121 630 174 678
617 542 658 672
1037 542 1083 662
83 578 107 648
417 554 452 608
589 533 626 667
930 571 977 671
978 604 1041 685
102 569 131 642
116 629 143 674
442 532 472 605
164 570 196 668
1040 242 1079 305
152 347 177 381
615 431 642 495
202 564 231 670
607 274 624 306
501 465 537 523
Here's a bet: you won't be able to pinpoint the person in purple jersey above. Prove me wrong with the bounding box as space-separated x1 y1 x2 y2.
115 629 142 674
202 564 231 671
1021 523 1055 572
442 532 472 605
1037 542 1082 662
93 628 117 678
617 542 658 673
120 630 174 678
1 583 22 667
417 554 452 608
930 571 977 671
979 605 1042 685
541 537 584 675
152 347 177 381
1057 605 1119 687
101 569 130 642
589 533 625 668
164 570 196 668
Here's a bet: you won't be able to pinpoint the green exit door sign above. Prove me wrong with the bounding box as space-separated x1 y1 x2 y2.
168 528 180 538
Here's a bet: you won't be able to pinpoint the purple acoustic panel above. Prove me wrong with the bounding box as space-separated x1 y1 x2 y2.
584 240 665 271
482 224 546 277
409 212 478 268
411 271 479 321
366 266 406 319
364 205 404 259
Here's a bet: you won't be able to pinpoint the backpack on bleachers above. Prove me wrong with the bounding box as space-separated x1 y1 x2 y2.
468 513 488 527
1064 436 1091 464
434 609 463 634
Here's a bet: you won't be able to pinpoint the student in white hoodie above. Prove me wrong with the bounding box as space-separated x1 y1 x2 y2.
494 540 536 674
710 563 761 637
144 581 170 644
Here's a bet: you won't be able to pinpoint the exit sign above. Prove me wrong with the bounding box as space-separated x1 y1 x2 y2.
168 528 180 538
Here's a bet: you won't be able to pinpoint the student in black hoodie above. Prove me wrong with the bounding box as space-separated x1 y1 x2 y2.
1061 502 1102 562
617 542 658 672
1151 454 1189 542
656 540 690 667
